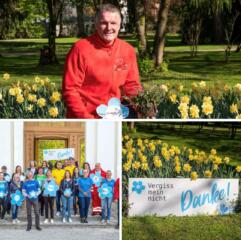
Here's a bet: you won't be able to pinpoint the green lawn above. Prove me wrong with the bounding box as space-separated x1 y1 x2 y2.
127 123 241 166
123 215 241 240
0 35 241 89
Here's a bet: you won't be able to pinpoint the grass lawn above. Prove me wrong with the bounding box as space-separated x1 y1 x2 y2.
123 215 241 240
127 123 241 166
0 35 241 89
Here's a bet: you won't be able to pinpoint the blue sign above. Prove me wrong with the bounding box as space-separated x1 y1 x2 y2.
64 188 72 197
43 181 59 197
11 190 25 206
98 183 113 199
90 172 102 187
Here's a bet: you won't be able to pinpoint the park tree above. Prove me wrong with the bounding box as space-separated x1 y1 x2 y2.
134 0 147 56
40 0 67 65
0 0 18 39
152 0 171 66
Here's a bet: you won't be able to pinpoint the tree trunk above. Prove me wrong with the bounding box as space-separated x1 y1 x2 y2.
212 13 223 44
153 0 171 67
58 7 64 37
40 0 65 65
76 0 86 37
135 0 147 56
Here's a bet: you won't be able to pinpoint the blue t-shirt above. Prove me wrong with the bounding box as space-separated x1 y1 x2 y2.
22 180 40 199
102 179 115 193
0 180 8 198
78 177 93 198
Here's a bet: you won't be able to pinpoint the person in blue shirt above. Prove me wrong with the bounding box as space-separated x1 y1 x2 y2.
60 170 74 223
9 173 23 224
73 167 80 216
101 170 115 224
78 169 93 223
22 171 41 231
42 170 58 224
0 172 8 220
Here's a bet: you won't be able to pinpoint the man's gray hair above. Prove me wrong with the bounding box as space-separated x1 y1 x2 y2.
95 4 121 24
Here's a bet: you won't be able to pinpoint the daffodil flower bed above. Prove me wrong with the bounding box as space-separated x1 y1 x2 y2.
0 74 65 118
126 81 241 119
122 135 241 215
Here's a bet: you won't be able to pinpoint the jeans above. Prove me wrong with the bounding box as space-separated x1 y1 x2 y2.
11 204 19 220
26 198 40 229
101 197 113 220
44 196 55 219
78 197 90 219
0 197 6 219
56 190 61 212
61 195 73 219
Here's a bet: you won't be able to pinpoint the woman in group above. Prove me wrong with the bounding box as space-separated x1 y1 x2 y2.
35 167 46 216
83 162 91 175
60 170 74 223
73 167 80 216
101 170 115 224
9 173 23 224
14 165 25 181
42 170 58 224
42 161 49 175
0 172 8 220
26 160 38 176
77 169 93 223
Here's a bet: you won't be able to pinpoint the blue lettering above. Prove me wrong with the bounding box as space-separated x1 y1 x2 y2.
181 182 231 212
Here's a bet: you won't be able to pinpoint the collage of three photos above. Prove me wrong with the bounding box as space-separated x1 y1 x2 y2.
1 1 241 240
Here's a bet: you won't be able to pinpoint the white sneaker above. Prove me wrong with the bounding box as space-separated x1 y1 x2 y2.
68 218 72 223
107 220 111 224
101 219 105 224
12 219 16 224
44 219 49 224
56 211 61 217
16 219 21 223
50 219 54 224
62 218 66 223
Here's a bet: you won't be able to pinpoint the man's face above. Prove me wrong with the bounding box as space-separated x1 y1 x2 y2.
96 11 121 44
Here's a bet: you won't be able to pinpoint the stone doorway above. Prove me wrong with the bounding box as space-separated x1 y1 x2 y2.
24 122 85 168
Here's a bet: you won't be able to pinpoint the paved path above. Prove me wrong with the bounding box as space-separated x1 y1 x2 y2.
0 227 119 240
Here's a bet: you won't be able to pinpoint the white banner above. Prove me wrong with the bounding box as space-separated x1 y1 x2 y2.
43 148 75 161
129 178 239 216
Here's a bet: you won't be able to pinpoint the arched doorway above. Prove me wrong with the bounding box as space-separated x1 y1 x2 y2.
24 122 85 169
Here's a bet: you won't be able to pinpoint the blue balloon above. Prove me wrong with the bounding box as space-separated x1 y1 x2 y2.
108 98 120 107
96 104 108 117
121 106 129 118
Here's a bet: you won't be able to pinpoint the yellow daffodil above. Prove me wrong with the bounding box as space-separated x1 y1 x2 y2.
37 98 46 108
230 103 238 114
178 103 189 119
234 83 241 93
27 104 33 112
123 161 131 172
16 94 24 104
132 161 141 170
141 163 148 171
180 95 190 105
160 84 168 93
3 73 10 80
48 107 59 117
183 163 191 172
189 105 200 118
204 170 212 178
169 93 177 103
190 171 198 180
28 94 37 102
202 102 213 116
236 166 241 173
199 81 206 88
50 91 61 103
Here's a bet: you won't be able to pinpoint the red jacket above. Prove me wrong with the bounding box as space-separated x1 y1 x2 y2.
62 33 142 118
114 178 119 200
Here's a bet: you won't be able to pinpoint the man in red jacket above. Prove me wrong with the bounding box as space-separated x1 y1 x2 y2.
90 163 106 215
62 4 142 118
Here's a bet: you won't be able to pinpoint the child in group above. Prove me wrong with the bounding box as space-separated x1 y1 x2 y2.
78 169 93 223
0 172 8 221
35 167 46 216
60 170 74 223
9 173 23 223
73 167 80 216
52 161 65 216
22 171 41 231
42 170 58 223
101 170 115 224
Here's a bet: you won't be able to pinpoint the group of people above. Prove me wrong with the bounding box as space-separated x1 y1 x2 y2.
0 159 119 231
